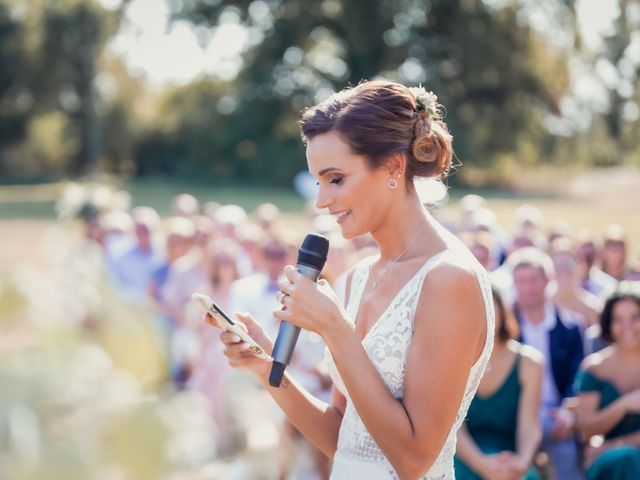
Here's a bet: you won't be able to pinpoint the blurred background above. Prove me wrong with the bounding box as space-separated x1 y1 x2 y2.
0 0 639 479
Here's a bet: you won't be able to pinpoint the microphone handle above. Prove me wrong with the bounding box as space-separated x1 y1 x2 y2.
269 264 321 386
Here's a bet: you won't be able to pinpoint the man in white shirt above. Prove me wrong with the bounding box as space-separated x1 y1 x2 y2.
509 247 585 480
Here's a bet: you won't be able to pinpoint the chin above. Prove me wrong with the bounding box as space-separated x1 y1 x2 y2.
339 227 357 240
339 223 368 240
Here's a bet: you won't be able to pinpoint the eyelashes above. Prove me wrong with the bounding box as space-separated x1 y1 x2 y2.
315 176 345 186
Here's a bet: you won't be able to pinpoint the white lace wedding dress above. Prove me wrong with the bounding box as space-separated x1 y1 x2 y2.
324 244 494 479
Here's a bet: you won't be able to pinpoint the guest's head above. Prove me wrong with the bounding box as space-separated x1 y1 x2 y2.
599 282 640 349
601 224 627 280
170 193 200 218
213 204 248 239
508 247 554 310
466 207 497 234
507 232 536 257
100 210 133 247
300 80 452 238
164 217 196 263
549 236 581 290
193 215 216 250
131 206 160 252
514 204 543 235
464 230 495 270
206 239 241 289
548 221 572 245
460 193 487 211
236 222 265 273
261 236 290 282
576 229 599 270
255 202 281 232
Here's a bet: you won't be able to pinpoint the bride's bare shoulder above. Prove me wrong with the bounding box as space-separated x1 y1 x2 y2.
416 249 487 333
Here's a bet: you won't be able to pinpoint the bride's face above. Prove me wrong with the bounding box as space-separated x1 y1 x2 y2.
306 131 393 239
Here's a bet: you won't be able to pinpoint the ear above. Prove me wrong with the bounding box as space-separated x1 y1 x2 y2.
385 153 406 178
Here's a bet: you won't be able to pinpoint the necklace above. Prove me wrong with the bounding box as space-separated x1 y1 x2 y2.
371 222 428 289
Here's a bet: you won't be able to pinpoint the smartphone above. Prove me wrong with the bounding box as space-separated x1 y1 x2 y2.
191 293 270 360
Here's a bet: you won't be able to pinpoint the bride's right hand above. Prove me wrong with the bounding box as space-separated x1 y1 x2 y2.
206 312 274 380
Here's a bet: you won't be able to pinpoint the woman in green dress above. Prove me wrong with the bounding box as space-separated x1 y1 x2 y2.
574 282 640 480
455 288 544 479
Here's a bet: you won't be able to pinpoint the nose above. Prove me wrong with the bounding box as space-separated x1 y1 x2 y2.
315 184 333 210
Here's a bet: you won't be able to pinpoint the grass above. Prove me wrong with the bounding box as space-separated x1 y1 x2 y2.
0 176 637 250
0 178 307 219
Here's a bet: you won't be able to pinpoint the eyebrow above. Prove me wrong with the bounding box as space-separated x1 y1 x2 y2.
318 167 343 176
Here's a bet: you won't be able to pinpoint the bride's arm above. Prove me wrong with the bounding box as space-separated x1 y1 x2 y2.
219 313 347 459
322 262 487 479
220 268 354 459
267 378 346 457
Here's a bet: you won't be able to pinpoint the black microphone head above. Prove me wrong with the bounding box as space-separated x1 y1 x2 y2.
269 361 286 387
297 233 329 271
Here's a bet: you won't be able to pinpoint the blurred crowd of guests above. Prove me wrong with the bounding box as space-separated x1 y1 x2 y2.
66 188 640 480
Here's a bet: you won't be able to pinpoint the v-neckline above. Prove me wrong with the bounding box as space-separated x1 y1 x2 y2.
353 249 449 344
474 352 519 401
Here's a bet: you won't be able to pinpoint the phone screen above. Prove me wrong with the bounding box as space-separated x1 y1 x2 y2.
211 302 236 326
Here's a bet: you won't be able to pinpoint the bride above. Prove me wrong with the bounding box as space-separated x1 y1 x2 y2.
214 80 494 479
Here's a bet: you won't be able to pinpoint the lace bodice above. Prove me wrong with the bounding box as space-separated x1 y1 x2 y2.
325 246 495 479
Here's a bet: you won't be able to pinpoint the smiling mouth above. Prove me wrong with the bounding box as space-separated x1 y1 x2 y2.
334 210 352 223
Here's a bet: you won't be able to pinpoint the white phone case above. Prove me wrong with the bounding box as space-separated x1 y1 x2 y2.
191 293 271 360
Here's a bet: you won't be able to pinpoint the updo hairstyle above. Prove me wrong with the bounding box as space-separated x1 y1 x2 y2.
299 80 453 184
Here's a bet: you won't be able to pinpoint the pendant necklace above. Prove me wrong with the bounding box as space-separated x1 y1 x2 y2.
371 222 427 289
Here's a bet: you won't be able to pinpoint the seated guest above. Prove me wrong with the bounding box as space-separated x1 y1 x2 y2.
509 247 585 479
576 230 617 299
549 237 603 327
574 282 640 480
455 288 544 480
600 225 629 282
107 206 164 302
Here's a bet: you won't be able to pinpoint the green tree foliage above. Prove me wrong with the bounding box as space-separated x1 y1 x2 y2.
152 0 572 185
0 0 121 177
600 0 640 165
0 3 30 150
0 0 635 184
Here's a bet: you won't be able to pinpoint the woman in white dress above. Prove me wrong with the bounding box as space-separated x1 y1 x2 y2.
214 80 495 479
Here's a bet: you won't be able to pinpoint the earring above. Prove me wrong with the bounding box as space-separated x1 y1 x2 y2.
387 177 398 190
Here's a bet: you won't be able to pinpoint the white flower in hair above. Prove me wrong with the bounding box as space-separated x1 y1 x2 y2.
408 86 440 119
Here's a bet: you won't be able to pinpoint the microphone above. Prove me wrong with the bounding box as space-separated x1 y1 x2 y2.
269 233 329 387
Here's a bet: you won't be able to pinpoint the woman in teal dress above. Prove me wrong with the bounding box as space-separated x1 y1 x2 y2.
455 288 544 479
574 282 640 480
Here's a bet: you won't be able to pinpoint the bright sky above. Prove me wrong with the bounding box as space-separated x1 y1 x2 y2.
102 0 621 88
104 0 249 87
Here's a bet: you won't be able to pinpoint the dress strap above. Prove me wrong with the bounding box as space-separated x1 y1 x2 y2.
345 255 376 321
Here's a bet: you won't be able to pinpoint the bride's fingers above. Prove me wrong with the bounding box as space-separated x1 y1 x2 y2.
228 353 260 369
220 331 242 345
278 279 294 297
234 312 255 329
223 341 251 356
203 313 219 327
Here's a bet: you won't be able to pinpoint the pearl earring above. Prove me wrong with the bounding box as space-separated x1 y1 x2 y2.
387 177 398 190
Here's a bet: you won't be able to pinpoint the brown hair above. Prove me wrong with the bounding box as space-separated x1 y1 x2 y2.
506 246 555 279
600 282 640 342
492 287 520 342
299 80 453 184
206 239 241 288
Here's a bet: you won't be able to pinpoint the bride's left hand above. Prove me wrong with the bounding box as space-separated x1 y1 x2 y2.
273 265 347 336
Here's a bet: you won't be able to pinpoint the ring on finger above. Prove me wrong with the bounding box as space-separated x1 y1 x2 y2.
280 292 289 305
